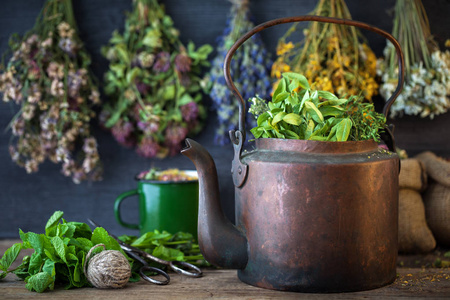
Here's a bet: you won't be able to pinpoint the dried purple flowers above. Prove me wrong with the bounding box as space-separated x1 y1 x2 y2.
100 0 212 158
0 0 102 183
206 0 272 145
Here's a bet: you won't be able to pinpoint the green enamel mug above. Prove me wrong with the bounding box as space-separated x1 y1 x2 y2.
114 170 199 238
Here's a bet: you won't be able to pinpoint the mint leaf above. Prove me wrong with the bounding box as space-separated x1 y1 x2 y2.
51 236 67 264
0 243 22 272
42 260 55 290
152 245 184 261
91 227 110 246
26 232 45 255
12 255 30 280
28 252 44 276
19 229 28 242
26 272 54 293
130 230 172 248
42 259 55 277
68 222 92 239
44 248 58 262
77 251 88 286
56 223 69 237
45 211 64 236
64 223 77 238
66 252 78 263
91 227 121 251
68 238 93 253
71 256 82 285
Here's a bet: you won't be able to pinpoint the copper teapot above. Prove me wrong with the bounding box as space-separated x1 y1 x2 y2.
182 16 404 293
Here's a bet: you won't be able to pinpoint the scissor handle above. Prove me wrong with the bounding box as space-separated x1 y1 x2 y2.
169 261 203 278
139 266 170 285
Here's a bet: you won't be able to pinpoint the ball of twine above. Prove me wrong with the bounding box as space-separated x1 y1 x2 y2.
84 244 131 289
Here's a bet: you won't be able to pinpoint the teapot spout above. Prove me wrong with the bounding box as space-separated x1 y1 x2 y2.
181 138 248 269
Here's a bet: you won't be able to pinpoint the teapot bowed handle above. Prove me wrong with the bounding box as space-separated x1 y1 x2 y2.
223 15 405 144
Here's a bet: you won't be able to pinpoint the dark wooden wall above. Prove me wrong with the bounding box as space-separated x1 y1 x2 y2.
0 0 449 238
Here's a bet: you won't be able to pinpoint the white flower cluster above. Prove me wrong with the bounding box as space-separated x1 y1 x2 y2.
377 45 450 119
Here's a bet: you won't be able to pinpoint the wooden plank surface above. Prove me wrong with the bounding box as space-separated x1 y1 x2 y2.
1 240 450 299
2 267 450 299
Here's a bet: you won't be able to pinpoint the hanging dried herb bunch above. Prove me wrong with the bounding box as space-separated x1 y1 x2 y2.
377 0 450 119
100 0 212 158
271 0 379 102
0 0 102 183
206 0 272 145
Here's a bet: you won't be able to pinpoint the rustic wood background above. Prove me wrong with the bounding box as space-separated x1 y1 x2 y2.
0 0 449 238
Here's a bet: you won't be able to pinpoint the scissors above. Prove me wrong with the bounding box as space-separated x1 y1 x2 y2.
88 219 203 285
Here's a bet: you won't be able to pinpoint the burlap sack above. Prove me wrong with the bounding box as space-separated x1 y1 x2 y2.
423 182 450 247
399 159 427 191
416 151 450 187
398 188 436 254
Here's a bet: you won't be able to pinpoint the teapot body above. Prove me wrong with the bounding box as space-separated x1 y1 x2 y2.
234 138 399 292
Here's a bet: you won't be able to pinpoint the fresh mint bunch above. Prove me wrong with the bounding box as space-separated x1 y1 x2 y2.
0 211 125 292
0 211 208 293
249 72 386 142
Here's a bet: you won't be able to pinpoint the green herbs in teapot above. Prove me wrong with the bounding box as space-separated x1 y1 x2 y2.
248 72 386 142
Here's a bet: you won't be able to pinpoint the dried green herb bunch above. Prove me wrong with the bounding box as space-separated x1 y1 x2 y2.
118 231 209 269
272 0 379 102
100 0 212 158
377 0 450 119
0 0 102 183
249 72 386 142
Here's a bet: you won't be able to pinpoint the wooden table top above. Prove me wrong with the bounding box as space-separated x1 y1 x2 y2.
1 240 449 299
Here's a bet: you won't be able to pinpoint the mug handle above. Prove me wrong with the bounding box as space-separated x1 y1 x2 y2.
114 189 140 230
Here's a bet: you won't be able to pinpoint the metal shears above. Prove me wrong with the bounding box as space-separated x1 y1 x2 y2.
88 219 202 285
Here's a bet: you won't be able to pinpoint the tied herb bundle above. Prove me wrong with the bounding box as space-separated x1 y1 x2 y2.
0 211 208 292
249 72 386 142
0 0 102 183
0 211 126 292
206 0 272 145
377 0 450 119
272 0 379 102
100 0 212 158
